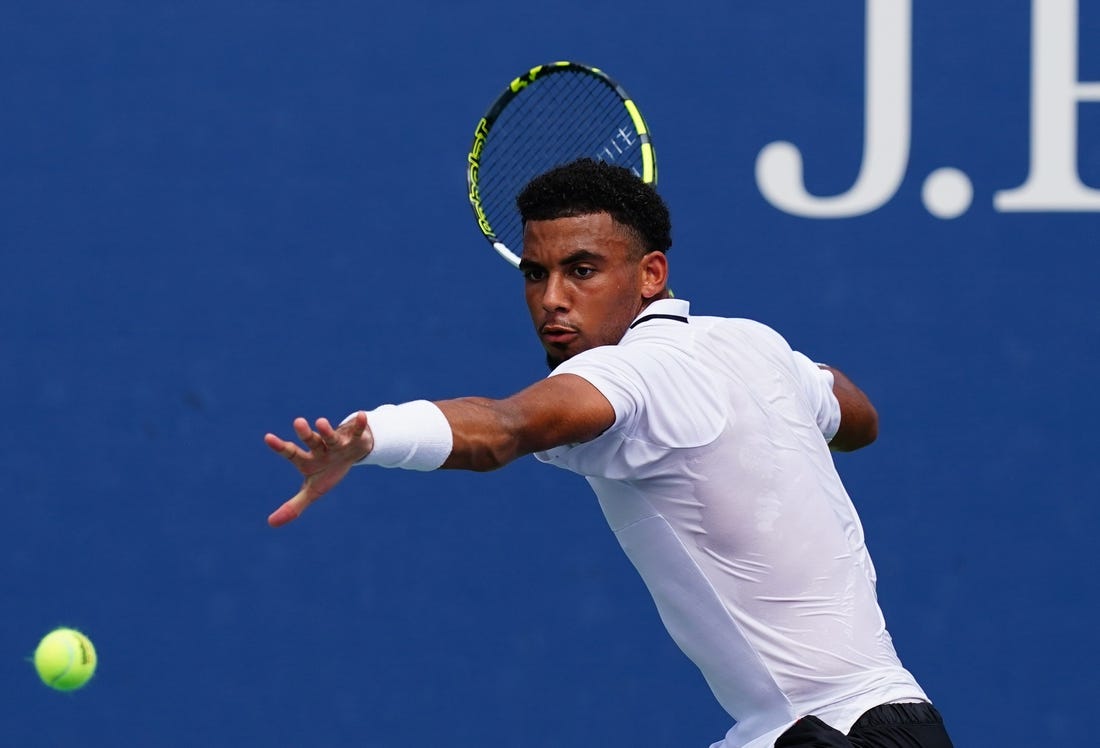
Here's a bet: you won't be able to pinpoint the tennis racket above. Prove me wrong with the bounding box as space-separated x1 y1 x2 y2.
466 61 657 267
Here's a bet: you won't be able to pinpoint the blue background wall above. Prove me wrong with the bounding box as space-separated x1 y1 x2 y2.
3 2 1097 745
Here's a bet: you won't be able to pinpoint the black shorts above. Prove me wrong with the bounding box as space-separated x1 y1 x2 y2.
775 702 954 748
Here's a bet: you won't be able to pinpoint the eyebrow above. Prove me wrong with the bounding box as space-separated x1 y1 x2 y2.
560 249 601 265
518 249 603 273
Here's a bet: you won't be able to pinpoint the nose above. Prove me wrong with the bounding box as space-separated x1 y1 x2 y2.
541 272 569 312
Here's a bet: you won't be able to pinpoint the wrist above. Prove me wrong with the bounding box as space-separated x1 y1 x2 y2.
346 400 453 471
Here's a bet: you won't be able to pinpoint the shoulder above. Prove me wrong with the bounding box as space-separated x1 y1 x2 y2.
549 344 651 408
701 315 789 343
685 315 799 364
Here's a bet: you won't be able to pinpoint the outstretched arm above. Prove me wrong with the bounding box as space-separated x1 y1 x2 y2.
437 373 615 471
265 373 615 527
822 365 878 452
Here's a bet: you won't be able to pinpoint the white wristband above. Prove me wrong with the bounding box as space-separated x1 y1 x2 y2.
344 400 453 471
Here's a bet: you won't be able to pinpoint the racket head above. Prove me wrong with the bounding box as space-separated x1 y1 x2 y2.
467 61 656 267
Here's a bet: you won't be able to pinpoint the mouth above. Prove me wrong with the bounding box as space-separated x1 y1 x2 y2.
539 323 579 346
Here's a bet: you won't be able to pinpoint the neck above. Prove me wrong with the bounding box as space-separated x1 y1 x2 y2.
640 289 672 311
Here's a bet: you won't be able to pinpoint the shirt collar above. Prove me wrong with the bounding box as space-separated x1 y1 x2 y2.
627 298 691 329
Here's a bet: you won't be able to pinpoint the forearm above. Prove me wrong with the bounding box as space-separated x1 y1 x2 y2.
435 397 526 472
358 375 615 474
268 376 609 527
439 374 617 470
349 398 524 473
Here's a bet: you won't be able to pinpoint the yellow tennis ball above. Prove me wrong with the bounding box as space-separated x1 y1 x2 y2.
34 627 97 691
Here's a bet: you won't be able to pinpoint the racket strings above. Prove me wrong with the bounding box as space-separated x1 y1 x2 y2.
536 81 631 168
475 70 647 257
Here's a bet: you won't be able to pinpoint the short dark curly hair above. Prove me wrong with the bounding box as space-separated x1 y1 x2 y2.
516 158 672 257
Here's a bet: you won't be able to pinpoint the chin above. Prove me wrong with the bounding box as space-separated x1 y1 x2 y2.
542 340 592 370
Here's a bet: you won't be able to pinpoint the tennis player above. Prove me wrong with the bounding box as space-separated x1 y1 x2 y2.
265 159 954 748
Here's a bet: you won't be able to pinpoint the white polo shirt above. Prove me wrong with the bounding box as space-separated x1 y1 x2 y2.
534 299 928 748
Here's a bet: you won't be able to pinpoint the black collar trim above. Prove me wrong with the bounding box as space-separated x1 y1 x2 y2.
629 313 689 329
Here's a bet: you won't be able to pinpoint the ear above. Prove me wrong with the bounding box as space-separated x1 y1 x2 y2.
639 251 669 300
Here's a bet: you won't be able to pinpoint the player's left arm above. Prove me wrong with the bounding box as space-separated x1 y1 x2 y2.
264 413 374 527
265 374 615 527
820 365 878 452
436 373 615 471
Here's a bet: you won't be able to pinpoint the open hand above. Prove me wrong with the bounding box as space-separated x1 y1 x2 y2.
264 412 373 527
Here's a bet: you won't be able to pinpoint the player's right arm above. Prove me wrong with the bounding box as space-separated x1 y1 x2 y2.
436 373 615 471
788 344 878 453
820 365 878 452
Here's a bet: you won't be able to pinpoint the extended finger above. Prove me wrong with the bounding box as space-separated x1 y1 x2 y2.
293 417 327 451
293 417 316 441
342 411 367 437
314 417 335 442
268 487 316 528
264 432 304 462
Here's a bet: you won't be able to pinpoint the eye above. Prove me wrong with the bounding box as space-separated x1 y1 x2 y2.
572 266 596 279
523 267 546 282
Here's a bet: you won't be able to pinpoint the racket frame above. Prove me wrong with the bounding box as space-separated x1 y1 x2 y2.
466 61 656 267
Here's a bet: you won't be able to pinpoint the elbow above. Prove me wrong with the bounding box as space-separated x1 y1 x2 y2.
831 406 878 452
859 410 879 449
822 365 881 452
858 403 879 447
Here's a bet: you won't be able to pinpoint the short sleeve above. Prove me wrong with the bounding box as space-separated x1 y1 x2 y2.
547 341 727 451
790 351 841 442
548 345 646 433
